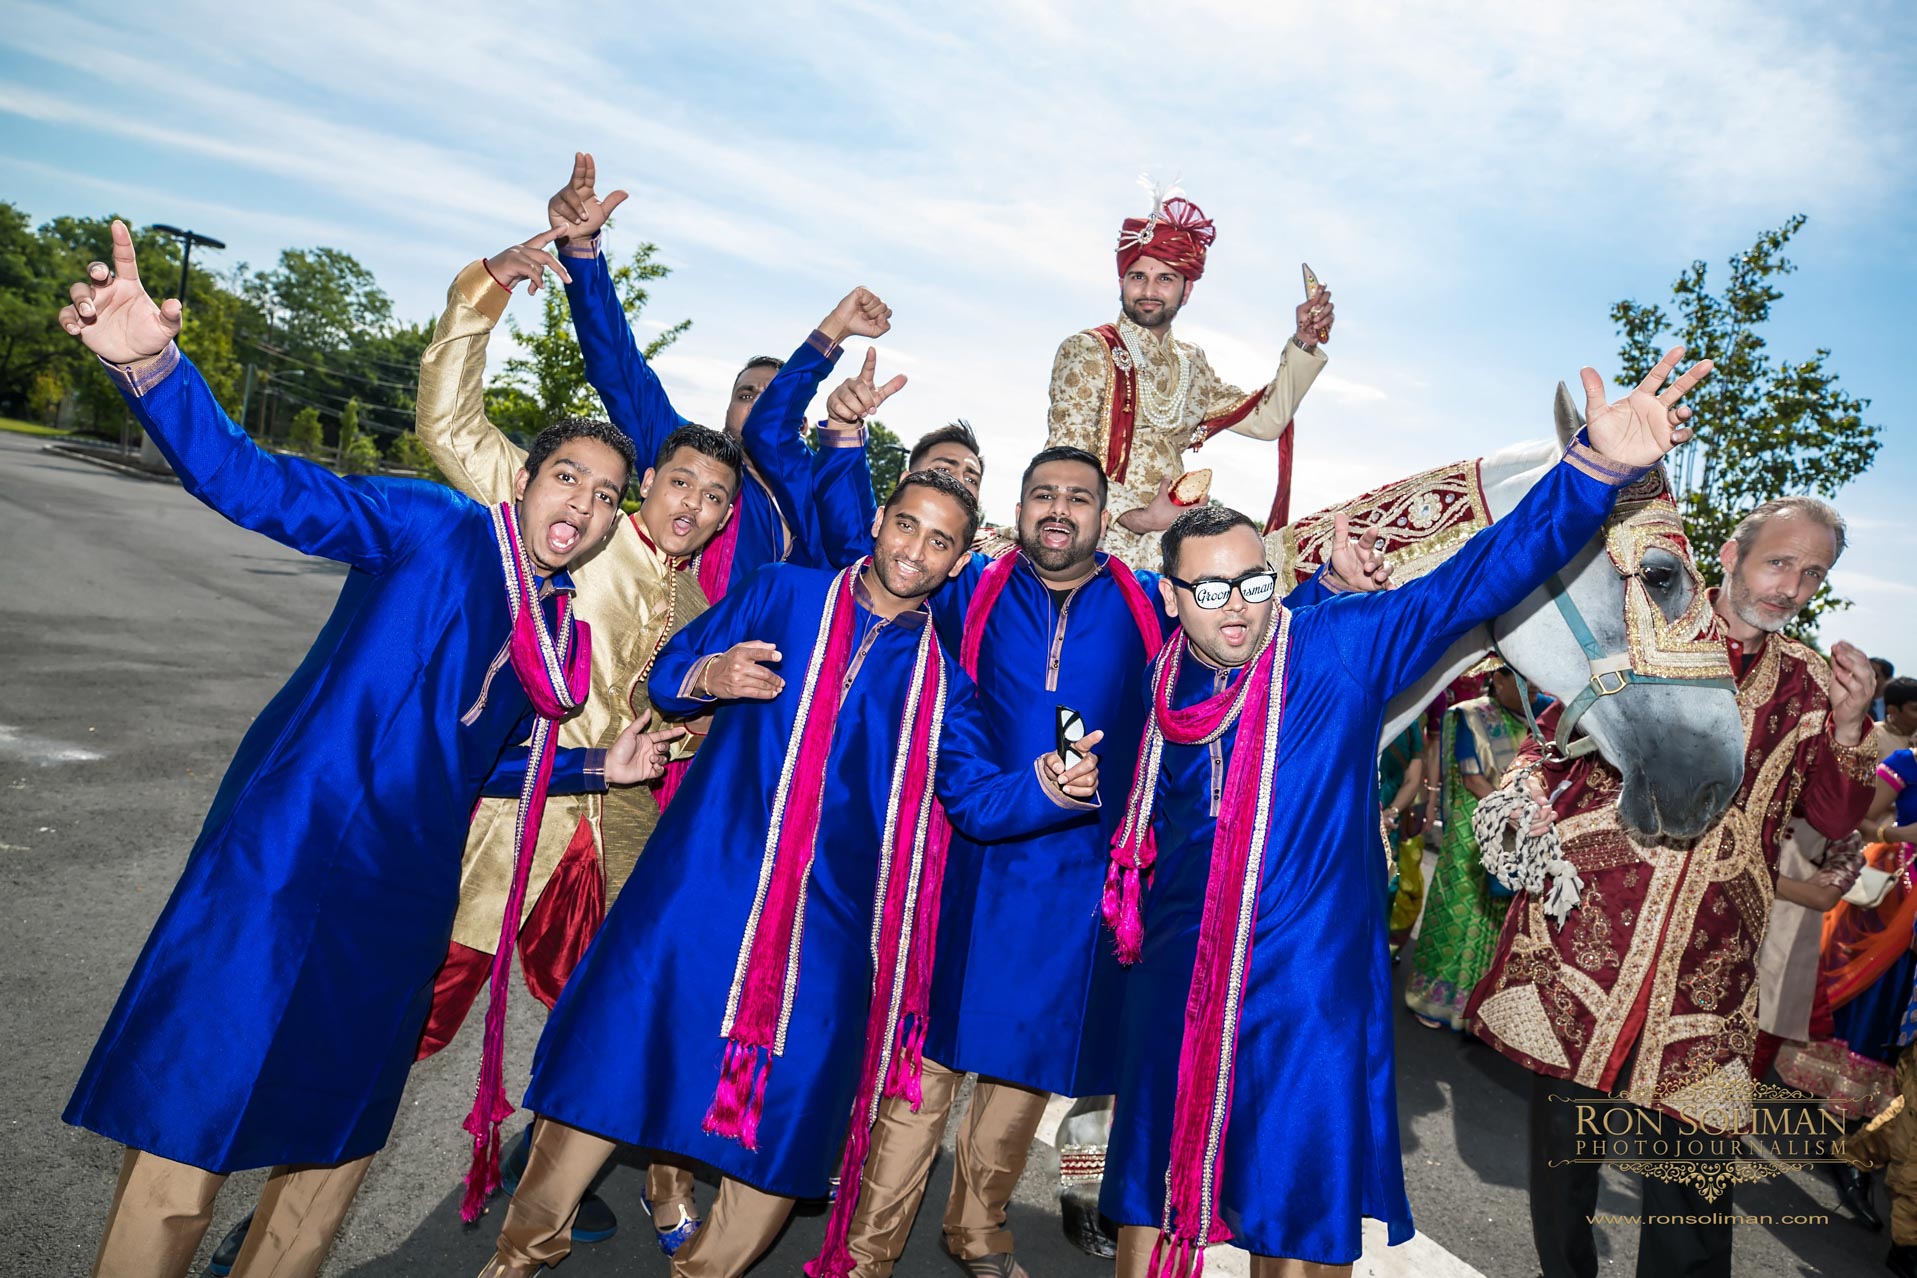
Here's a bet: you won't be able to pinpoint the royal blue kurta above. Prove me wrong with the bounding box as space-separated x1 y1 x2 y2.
523 564 1092 1196
921 555 1333 1097
1100 439 1641 1264
64 349 603 1174
566 251 868 585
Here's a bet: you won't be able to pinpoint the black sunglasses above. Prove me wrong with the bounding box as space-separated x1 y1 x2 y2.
1167 567 1279 610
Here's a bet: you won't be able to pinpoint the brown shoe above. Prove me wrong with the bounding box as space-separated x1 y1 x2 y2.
957 1255 1030 1278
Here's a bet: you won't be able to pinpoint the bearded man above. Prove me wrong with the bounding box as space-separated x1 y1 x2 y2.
1046 186 1334 570
1467 494 1880 1278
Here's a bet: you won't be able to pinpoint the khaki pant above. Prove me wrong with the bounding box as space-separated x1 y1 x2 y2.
1116 1226 1352 1278
488 1117 792 1277
1845 1044 1917 1245
845 1059 1051 1276
91 1146 374 1278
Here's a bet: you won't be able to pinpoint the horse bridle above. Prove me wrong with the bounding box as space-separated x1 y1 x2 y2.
1511 571 1737 764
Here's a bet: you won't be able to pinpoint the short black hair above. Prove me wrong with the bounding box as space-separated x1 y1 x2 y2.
1161 504 1258 577
736 355 785 382
1020 445 1107 509
884 467 982 543
1872 657 1897 680
909 420 984 475
653 423 745 497
1885 676 1917 709
526 416 637 489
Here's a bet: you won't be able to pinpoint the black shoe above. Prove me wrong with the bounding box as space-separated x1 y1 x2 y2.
1832 1163 1885 1231
1059 1183 1117 1259
206 1211 252 1276
498 1124 533 1198
571 1192 618 1245
1886 1242 1917 1278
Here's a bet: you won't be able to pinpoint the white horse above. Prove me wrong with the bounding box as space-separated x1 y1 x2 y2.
1374 384 1745 839
1056 387 1749 1256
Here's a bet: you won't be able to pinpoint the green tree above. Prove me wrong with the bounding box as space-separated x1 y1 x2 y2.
866 419 906 500
387 430 443 482
337 396 381 474
1611 216 1880 628
288 405 324 457
494 242 688 427
27 367 67 426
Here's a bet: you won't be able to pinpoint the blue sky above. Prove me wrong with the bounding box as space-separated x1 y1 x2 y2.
4 1 1912 661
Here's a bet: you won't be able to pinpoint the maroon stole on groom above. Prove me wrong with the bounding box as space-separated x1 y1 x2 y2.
456 502 591 1222
1086 322 1296 533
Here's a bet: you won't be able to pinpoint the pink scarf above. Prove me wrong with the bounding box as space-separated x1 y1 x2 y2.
1104 612 1293 1278
698 563 953 1278
695 511 738 602
958 548 1164 680
458 503 592 1222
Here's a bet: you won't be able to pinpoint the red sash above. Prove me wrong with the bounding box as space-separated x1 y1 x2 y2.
1085 324 1295 533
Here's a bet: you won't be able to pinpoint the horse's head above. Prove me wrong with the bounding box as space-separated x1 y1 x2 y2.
1489 386 1745 841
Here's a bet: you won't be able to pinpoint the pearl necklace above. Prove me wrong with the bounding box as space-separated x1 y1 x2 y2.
1119 321 1191 431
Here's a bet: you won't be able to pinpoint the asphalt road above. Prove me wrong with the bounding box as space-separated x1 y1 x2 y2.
0 429 1889 1277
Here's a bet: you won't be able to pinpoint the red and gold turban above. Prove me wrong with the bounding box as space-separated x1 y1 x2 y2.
1115 195 1216 281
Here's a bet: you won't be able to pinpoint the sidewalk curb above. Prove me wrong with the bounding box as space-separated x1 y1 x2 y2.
42 443 178 484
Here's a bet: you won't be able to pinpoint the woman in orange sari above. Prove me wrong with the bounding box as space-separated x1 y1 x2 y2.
1781 749 1917 1118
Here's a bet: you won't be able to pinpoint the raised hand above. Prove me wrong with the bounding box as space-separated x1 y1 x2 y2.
697 641 785 701
486 228 573 296
57 221 181 365
1041 728 1105 800
1581 346 1713 470
604 709 689 785
819 287 893 344
1326 513 1392 593
1121 475 1184 535
1294 286 1334 352
1827 640 1877 746
825 349 908 425
548 151 629 250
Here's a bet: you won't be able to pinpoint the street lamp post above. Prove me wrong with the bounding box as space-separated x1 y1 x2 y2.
141 225 226 469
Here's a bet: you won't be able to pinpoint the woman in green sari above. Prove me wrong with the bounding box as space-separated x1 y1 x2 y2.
1405 662 1535 1030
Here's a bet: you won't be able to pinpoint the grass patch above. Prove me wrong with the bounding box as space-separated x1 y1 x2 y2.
0 416 71 437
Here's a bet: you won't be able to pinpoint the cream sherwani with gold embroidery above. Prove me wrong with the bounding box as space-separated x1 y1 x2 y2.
1045 313 1326 570
415 260 707 954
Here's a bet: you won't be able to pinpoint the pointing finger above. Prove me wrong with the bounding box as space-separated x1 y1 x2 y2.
110 220 141 284
1635 346 1685 397
1658 358 1714 407
859 347 878 385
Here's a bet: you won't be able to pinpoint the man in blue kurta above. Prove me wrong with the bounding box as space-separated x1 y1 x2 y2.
548 152 876 593
56 224 676 1278
1097 349 1714 1276
480 471 1107 1278
837 443 1381 1278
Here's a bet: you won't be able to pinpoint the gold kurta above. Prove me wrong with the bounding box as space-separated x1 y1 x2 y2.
1044 313 1325 570
415 260 709 955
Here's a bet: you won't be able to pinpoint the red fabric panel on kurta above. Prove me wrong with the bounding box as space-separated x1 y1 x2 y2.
519 815 607 1008
417 942 492 1060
